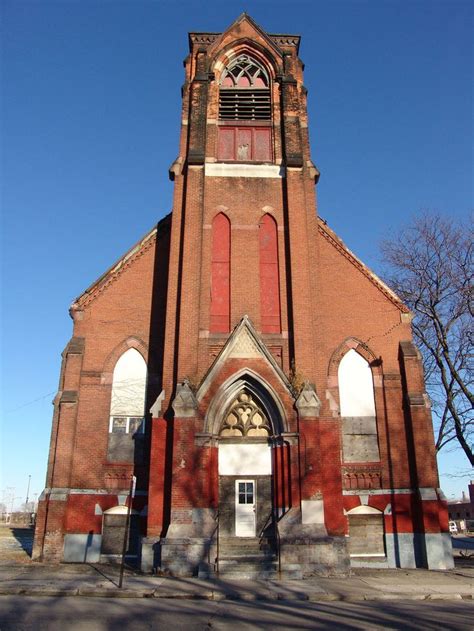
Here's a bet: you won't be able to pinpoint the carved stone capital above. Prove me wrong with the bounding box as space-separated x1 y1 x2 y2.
295 382 321 418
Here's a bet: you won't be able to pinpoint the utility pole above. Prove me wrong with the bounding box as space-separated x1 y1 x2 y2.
25 475 31 512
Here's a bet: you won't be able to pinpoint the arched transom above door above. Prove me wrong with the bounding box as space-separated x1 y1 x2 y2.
219 390 271 437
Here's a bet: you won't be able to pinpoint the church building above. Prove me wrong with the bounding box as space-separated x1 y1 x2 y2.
33 15 453 576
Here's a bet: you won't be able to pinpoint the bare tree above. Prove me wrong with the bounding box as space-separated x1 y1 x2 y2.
381 213 473 466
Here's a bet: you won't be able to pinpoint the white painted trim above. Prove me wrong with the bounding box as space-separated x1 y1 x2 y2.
205 163 285 178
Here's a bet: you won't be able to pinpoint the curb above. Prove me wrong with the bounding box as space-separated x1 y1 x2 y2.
0 587 471 601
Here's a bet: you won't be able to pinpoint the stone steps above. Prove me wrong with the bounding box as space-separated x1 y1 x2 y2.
198 536 303 580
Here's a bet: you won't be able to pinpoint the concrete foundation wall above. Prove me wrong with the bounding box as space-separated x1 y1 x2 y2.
63 534 102 562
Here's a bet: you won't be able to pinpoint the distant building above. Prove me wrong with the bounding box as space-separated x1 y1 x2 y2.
448 482 474 527
33 14 453 576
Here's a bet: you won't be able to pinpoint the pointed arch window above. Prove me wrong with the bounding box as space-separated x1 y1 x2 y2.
338 350 380 463
210 213 231 333
109 348 147 435
218 55 273 162
259 214 281 333
219 56 271 121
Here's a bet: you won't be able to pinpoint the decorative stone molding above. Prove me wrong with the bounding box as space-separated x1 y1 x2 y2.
172 381 198 418
295 382 321 418
342 464 382 490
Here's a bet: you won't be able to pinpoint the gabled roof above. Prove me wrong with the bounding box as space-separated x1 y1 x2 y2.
70 213 171 313
317 217 410 313
215 13 284 57
196 315 293 402
189 13 300 56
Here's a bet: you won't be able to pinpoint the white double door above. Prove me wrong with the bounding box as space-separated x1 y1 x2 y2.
235 479 256 537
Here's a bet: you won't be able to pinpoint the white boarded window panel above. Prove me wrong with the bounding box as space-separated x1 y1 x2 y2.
218 444 272 475
338 349 376 417
110 348 147 416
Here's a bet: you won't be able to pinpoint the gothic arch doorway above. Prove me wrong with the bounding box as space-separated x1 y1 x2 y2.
214 381 282 539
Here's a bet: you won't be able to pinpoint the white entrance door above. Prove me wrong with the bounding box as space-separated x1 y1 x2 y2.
235 480 256 537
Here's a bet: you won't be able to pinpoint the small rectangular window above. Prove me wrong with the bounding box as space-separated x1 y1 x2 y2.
129 417 145 435
109 416 145 434
111 417 127 434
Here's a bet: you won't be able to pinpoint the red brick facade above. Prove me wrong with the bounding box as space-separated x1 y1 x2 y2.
33 15 452 573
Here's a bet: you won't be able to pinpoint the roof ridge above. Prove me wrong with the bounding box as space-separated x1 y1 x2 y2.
317 217 410 313
71 214 171 312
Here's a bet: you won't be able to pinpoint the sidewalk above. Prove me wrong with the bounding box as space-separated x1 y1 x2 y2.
1 526 472 602
0 562 472 602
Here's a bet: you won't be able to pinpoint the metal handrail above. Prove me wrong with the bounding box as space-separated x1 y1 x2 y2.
260 511 281 579
208 510 219 576
275 517 281 579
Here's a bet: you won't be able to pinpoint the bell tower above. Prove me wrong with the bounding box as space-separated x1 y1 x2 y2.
160 13 321 400
145 14 337 575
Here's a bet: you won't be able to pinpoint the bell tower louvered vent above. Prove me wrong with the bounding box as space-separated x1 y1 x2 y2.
219 56 271 121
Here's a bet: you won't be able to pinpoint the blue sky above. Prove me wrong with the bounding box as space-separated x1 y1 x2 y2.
1 0 472 509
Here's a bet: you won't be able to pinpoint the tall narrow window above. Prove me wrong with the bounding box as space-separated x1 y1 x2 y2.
338 350 379 463
109 348 147 434
218 55 272 162
210 213 230 333
259 214 281 333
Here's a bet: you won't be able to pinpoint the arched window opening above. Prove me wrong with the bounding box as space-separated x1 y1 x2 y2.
109 348 147 436
210 213 231 333
219 56 270 121
339 349 376 417
219 390 271 437
338 349 379 464
259 214 281 333
217 55 272 162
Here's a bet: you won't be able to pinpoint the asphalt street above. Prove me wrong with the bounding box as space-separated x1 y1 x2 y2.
0 596 473 631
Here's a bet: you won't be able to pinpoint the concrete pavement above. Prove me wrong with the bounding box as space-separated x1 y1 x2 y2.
0 526 472 602
0 563 472 602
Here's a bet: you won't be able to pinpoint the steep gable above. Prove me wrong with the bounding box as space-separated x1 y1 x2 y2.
317 217 409 314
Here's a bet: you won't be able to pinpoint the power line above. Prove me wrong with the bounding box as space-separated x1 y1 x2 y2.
5 391 56 415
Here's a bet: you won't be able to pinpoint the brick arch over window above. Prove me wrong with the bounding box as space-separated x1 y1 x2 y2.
328 339 382 465
204 370 288 437
212 41 279 85
259 213 281 333
102 337 149 384
210 212 231 333
326 338 382 418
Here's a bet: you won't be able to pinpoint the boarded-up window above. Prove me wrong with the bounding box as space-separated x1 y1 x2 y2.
259 214 281 333
339 350 380 463
217 126 272 162
101 514 139 556
210 213 230 333
348 513 385 556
